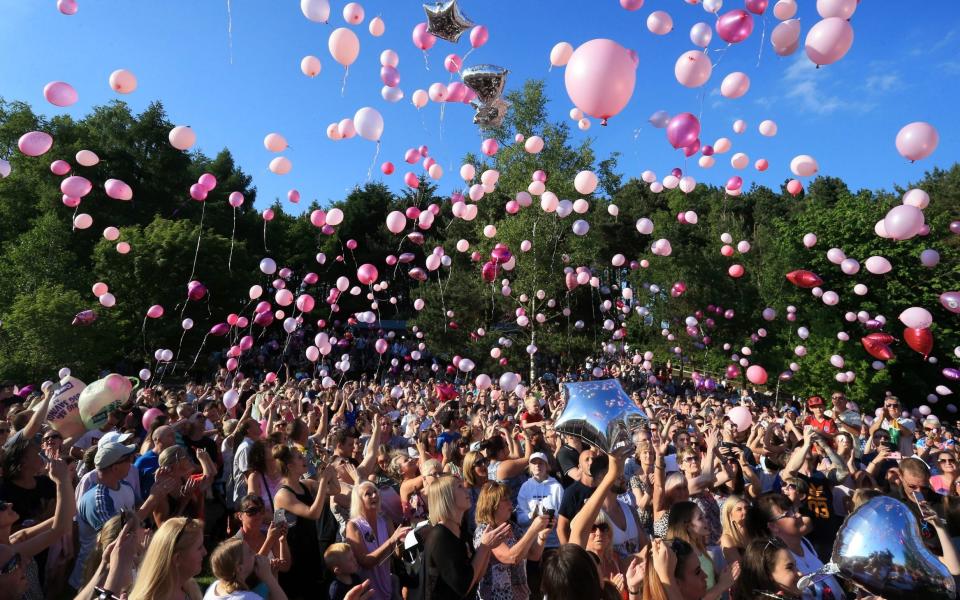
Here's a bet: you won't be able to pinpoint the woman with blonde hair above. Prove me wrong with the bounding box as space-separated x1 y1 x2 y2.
344 481 411 600
422 476 511 599
719 495 750 565
128 517 206 600
461 450 489 533
204 537 287 600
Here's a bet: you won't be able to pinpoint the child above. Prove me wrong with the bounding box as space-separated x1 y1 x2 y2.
324 542 365 600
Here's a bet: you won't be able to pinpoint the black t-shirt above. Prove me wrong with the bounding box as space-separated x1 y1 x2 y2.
185 435 221 474
556 444 580 488
558 480 595 520
796 471 843 561
0 476 56 528
424 523 475 600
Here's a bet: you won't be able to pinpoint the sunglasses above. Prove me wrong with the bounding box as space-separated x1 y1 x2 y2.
940 458 957 464
0 553 20 576
885 404 900 409
591 522 610 532
770 510 797 522
781 484 798 491
241 505 264 515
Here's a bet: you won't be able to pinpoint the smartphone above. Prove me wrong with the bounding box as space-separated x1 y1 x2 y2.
543 508 555 518
888 452 902 460
274 508 288 527
913 490 937 519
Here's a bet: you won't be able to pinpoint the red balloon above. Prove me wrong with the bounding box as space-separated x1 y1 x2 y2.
861 333 895 361
903 327 933 359
785 270 823 288
716 10 754 44
481 260 498 283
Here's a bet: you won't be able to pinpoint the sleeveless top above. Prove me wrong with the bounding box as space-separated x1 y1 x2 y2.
350 516 394 600
607 500 643 557
488 460 526 503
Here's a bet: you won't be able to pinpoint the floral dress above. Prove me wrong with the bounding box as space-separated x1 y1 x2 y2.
473 522 529 600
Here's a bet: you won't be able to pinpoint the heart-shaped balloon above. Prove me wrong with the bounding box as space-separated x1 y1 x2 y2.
800 496 956 600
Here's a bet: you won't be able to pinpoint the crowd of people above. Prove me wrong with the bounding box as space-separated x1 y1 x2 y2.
0 359 958 600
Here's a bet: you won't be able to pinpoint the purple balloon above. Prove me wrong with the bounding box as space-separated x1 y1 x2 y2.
701 144 714 156
943 368 960 382
666 113 701 149
716 9 755 44
941 291 960 314
683 139 701 157
865 319 882 330
380 65 400 87
671 167 683 178
950 221 960 235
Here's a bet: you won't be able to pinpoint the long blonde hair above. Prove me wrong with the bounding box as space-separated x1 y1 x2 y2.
720 495 750 549
128 517 204 600
209 538 249 594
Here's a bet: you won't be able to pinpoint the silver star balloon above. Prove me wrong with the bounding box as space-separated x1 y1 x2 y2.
553 379 647 455
461 64 509 104
423 1 474 43
471 97 511 128
799 496 956 600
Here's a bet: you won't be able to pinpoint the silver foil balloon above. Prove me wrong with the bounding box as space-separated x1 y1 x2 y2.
554 379 647 454
471 97 510 128
462 64 509 104
798 496 956 600
423 1 473 43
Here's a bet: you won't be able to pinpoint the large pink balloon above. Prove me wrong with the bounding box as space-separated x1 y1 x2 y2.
61 175 93 197
804 17 854 66
353 107 383 142
883 205 925 240
412 22 436 51
720 72 750 98
716 10 754 44
895 122 939 162
666 113 700 149
771 19 801 56
674 51 712 88
43 81 78 107
328 27 360 67
357 263 379 285
564 39 637 125
386 211 406 234
18 131 53 156
104 179 133 201
816 0 857 19
746 365 768 385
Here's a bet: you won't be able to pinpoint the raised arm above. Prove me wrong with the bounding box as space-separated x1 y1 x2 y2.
570 452 623 548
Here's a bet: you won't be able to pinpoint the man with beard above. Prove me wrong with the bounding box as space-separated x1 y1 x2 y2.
557 448 609 544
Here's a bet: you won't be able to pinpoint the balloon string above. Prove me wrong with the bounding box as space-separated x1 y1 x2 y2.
228 206 237 271
141 314 149 356
226 0 234 65
366 140 381 182
756 15 767 67
341 66 349 97
263 219 269 252
70 205 80 232
422 50 430 71
189 333 210 370
187 201 206 284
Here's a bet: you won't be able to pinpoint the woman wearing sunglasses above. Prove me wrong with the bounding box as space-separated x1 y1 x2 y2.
931 450 958 495
233 495 290 574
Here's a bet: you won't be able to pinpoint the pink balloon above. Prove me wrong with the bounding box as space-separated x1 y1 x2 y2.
105 179 133 201
296 294 316 313
380 65 400 87
61 175 92 197
428 82 447 102
804 17 854 66
57 0 78 15
357 264 379 285
469 25 489 48
674 51 712 88
481 138 499 156
386 211 406 234
108 69 137 93
444 54 462 73
43 81 78 107
146 305 164 319
189 183 208 202
895 122 939 162
746 0 768 14
228 191 244 208
883 205 925 240
771 19 801 56
564 39 637 125
720 72 750 98
666 113 700 149
817 0 857 19
716 10 754 44
198 173 217 190
646 11 673 35
328 27 360 67
446 81 467 102
262 209 275 222
18 131 53 157
50 160 71 175
746 365 768 385
412 22 436 51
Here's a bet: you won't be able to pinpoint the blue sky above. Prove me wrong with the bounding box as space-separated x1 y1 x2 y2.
1 1 957 213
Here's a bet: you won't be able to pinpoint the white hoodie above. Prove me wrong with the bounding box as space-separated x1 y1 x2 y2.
517 475 564 548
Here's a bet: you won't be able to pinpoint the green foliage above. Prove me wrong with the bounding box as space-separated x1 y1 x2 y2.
0 91 958 415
